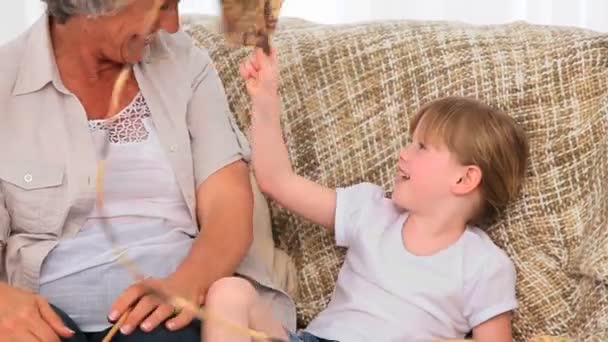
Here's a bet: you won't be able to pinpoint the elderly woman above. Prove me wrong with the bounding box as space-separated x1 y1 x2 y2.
0 0 295 341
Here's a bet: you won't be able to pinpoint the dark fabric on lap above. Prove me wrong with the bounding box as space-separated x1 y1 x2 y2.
53 304 201 342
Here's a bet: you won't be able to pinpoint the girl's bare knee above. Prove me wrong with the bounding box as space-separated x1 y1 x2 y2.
206 276 258 307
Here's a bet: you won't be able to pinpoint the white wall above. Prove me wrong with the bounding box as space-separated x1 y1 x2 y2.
1 4 25 44
181 0 608 31
2 0 607 46
1 0 45 45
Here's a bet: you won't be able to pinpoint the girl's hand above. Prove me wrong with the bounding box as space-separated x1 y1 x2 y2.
240 48 281 120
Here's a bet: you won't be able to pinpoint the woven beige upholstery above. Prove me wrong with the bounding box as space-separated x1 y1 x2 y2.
184 16 608 341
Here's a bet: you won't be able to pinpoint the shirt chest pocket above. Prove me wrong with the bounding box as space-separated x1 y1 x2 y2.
0 162 65 235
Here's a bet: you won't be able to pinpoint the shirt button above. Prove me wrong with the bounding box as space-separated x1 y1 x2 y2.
170 145 178 152
24 174 33 183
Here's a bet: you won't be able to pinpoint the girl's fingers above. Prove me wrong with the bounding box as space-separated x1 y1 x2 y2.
251 53 261 71
239 63 248 79
270 48 278 64
246 61 256 76
240 62 259 81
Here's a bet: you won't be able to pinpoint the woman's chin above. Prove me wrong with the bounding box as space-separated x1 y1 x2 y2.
120 38 149 64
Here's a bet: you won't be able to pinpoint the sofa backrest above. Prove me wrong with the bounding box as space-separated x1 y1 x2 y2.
185 16 608 341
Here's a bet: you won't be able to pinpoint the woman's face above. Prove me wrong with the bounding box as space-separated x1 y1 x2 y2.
95 0 180 63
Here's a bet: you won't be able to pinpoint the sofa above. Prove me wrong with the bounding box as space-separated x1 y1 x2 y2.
182 14 608 341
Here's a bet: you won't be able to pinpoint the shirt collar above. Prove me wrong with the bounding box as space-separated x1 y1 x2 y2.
12 14 173 96
12 15 61 96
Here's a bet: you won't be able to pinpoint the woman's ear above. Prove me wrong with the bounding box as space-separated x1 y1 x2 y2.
452 165 482 195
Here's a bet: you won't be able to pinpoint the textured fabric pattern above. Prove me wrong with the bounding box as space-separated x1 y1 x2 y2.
88 93 151 143
184 16 608 341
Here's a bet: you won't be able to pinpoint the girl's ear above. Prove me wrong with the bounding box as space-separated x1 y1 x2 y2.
452 165 482 195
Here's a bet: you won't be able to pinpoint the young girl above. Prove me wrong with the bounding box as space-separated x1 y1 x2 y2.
201 48 529 342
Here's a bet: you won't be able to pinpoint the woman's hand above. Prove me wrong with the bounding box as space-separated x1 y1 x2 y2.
240 48 281 121
0 283 74 342
108 268 204 335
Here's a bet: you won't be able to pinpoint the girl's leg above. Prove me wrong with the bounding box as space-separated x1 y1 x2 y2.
203 277 289 342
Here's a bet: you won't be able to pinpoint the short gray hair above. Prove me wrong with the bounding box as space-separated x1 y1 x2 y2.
41 0 131 23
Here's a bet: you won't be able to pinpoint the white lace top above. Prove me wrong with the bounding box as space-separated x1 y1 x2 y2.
39 93 198 332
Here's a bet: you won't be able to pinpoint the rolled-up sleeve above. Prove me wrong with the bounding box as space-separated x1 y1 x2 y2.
186 48 251 188
0 187 9 281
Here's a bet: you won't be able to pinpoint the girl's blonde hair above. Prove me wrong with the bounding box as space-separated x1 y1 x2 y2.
410 96 530 224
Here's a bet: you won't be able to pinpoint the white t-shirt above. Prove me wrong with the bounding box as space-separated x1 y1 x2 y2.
305 183 518 342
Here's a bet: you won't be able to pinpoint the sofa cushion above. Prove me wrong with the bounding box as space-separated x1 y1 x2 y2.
184 15 608 341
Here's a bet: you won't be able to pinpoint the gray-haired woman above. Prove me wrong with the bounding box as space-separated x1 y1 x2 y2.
0 0 295 341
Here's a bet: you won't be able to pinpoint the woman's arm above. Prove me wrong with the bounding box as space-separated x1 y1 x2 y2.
114 163 254 334
180 160 254 294
109 47 258 334
242 48 337 230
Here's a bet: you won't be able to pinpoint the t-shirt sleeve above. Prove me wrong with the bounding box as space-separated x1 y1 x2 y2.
463 250 519 329
334 182 386 248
